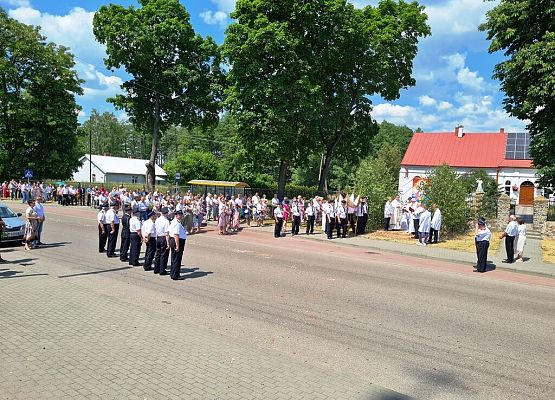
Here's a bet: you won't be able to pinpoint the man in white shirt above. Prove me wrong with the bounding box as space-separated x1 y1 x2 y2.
305 200 315 235
271 194 279 218
355 197 368 235
428 204 442 244
154 207 171 275
105 201 120 257
33 196 46 246
169 210 187 280
273 203 284 238
291 199 301 235
128 208 143 266
326 199 336 240
475 217 491 273
142 211 157 271
500 215 519 263
383 197 393 231
336 200 348 238
97 203 109 253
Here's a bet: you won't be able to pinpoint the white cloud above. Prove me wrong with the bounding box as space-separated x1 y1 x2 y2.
8 6 106 62
443 53 466 70
418 95 437 107
457 67 485 91
200 10 228 26
210 0 236 14
77 110 87 117
437 101 453 111
1 0 30 7
373 104 415 119
425 0 495 37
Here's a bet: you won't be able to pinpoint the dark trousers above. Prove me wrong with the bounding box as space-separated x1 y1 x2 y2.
292 215 301 235
476 240 489 272
274 218 283 238
356 216 364 235
129 233 141 265
306 215 315 234
429 228 439 244
107 224 119 257
383 217 391 231
120 233 130 261
505 235 516 263
170 237 185 280
62 194 69 206
338 217 347 238
154 236 170 274
143 237 156 270
413 219 420 238
327 218 335 239
348 213 356 234
98 225 107 252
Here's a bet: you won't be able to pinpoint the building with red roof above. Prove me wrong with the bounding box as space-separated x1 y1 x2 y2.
398 127 539 206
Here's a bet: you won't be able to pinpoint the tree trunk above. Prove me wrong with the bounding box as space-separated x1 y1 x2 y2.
146 96 161 192
277 159 288 200
317 151 332 196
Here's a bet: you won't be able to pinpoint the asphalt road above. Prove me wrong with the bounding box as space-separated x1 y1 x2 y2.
3 202 554 399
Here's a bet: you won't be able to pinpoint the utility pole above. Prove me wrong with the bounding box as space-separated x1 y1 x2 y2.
89 124 92 183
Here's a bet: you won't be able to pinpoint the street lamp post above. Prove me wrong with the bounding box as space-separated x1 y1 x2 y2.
89 124 92 183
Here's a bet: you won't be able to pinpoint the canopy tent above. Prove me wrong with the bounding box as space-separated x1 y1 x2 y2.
187 180 250 197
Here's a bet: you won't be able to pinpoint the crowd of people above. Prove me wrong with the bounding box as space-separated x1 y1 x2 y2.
1 180 88 205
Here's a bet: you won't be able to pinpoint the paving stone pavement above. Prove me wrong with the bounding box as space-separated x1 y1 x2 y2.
0 274 410 400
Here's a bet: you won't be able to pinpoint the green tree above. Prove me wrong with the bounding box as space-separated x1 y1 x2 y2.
93 0 224 191
423 165 469 234
0 9 83 179
352 145 403 230
224 0 429 197
77 110 149 158
480 0 555 185
460 170 500 219
163 150 219 183
371 121 414 157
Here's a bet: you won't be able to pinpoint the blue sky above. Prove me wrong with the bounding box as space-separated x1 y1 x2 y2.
1 0 527 132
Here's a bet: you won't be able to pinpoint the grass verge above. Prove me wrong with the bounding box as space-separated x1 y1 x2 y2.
541 238 555 264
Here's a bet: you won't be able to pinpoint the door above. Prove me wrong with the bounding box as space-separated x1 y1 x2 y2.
519 181 534 206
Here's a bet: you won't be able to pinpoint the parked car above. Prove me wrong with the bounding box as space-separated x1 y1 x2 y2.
0 202 25 243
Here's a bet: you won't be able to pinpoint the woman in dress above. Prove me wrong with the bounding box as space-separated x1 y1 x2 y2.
24 199 40 250
245 197 252 227
282 198 290 234
232 203 240 231
514 217 527 262
218 200 227 235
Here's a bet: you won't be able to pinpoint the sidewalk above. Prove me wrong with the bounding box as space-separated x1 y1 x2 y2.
250 223 555 278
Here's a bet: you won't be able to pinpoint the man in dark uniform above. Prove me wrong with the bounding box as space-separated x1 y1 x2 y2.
169 210 187 280
474 217 491 273
128 207 142 266
119 205 132 262
97 204 109 253
142 211 157 271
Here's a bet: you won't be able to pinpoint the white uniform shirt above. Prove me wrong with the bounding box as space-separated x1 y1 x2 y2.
155 215 170 237
337 205 347 219
305 204 314 217
505 220 519 236
97 210 106 224
292 203 300 217
274 207 284 218
476 226 491 242
33 202 45 219
142 218 156 238
105 208 119 224
170 218 187 239
129 216 142 233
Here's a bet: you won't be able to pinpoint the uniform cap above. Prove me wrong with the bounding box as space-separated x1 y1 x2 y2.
477 217 486 226
147 211 156 219
124 205 132 211
174 210 184 216
101 203 109 208
160 207 169 214
110 201 119 207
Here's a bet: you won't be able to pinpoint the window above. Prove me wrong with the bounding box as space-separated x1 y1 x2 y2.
505 132 530 160
132 176 138 184
504 180 511 195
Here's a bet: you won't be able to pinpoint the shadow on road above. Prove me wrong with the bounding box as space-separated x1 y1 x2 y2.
486 262 497 272
37 241 71 249
0 268 47 279
180 266 213 280
57 265 132 278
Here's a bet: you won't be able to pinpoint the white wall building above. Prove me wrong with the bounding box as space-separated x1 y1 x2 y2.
73 155 167 184
398 128 539 206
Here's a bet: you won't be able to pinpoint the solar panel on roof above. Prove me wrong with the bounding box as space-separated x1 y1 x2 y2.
505 132 530 160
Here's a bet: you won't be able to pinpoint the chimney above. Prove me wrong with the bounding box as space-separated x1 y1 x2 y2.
103 152 111 156
455 125 464 138
500 128 505 134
